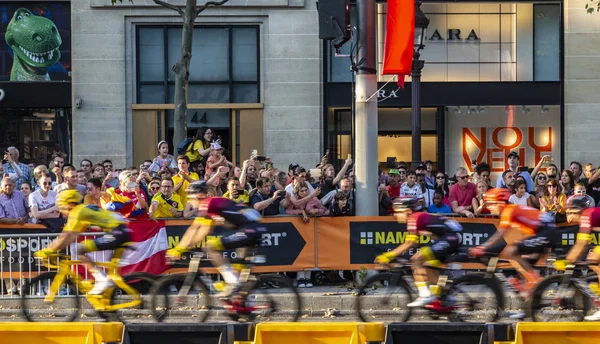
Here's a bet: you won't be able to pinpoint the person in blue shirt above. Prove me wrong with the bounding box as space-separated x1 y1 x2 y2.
427 189 453 214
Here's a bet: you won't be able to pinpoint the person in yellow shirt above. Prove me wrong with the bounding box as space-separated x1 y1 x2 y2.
83 178 111 208
149 178 184 218
34 190 130 295
185 127 214 164
223 177 250 205
173 155 199 206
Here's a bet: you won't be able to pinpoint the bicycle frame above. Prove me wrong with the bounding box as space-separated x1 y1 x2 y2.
41 246 141 312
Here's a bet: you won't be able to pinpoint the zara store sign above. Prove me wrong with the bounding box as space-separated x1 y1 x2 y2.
427 29 481 41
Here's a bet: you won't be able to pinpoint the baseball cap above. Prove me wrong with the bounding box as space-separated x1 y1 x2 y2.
288 162 299 171
424 160 433 165
416 163 426 170
388 169 400 175
507 151 519 159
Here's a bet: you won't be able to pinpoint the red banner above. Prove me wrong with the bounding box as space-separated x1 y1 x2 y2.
382 0 414 82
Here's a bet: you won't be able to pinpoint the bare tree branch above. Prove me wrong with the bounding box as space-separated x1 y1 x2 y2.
196 0 230 16
153 0 184 15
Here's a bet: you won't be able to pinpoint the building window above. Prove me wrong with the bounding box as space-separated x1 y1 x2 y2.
136 25 260 104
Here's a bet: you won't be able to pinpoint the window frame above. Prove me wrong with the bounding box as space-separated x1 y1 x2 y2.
135 24 261 104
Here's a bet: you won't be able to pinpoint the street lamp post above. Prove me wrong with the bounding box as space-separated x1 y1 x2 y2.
411 1 430 169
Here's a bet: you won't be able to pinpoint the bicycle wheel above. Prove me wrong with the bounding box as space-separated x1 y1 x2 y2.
529 275 591 322
150 273 210 322
447 274 504 323
239 274 301 322
108 272 158 321
20 272 81 322
356 272 414 322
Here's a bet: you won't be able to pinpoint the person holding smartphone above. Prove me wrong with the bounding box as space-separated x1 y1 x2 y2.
223 177 249 205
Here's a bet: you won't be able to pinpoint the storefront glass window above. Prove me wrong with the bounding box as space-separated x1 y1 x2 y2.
445 105 560 180
0 108 70 166
329 2 561 83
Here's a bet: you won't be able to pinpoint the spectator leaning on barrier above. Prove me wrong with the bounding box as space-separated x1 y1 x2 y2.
149 178 183 218
332 190 352 216
449 167 477 218
29 173 59 223
386 169 401 202
147 179 161 199
251 177 286 216
3 147 31 188
0 177 29 224
496 151 534 192
472 180 491 216
32 165 51 190
427 189 452 214
84 178 111 208
115 170 148 213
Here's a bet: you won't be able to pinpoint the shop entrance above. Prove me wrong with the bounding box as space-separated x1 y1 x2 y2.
0 108 71 166
327 107 442 172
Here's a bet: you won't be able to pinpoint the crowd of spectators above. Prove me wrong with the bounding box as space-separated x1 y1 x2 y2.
2 128 598 228
3 125 599 230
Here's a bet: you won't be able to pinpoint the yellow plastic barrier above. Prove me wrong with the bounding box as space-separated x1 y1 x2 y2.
0 322 124 344
235 322 385 344
502 322 600 344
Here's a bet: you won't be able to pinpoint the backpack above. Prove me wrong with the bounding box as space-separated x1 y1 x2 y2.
177 138 194 155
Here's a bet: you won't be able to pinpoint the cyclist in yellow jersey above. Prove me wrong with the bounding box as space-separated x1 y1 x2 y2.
35 190 131 294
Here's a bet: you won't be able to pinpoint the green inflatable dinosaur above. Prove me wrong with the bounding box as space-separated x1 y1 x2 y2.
5 8 62 81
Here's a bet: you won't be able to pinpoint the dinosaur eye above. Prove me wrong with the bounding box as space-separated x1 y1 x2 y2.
17 15 22 20
24 13 30 17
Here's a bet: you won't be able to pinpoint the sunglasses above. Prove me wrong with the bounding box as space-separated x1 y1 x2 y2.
86 187 94 191
42 182 52 186
457 175 469 180
538 176 547 180
150 187 160 191
547 184 557 188
436 176 445 179
398 171 406 174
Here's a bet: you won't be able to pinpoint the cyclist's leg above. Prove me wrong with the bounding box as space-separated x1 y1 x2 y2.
409 251 434 300
202 224 264 287
508 233 547 284
79 225 130 294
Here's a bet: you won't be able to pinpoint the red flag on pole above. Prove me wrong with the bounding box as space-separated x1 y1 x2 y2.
382 0 415 88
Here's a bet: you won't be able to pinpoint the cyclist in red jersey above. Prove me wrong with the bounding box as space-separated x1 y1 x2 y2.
562 196 600 320
167 181 265 296
375 197 463 307
470 188 556 296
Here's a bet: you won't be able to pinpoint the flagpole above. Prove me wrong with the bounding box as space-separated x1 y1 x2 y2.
355 0 378 216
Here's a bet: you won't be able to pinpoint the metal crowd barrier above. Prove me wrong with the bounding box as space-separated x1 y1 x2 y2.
0 232 108 297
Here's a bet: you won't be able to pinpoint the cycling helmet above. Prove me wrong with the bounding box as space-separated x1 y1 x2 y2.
483 188 511 203
566 195 590 212
55 190 83 208
186 181 209 195
392 197 421 213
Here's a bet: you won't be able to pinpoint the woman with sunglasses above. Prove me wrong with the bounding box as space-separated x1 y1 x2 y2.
539 179 567 223
434 172 451 205
147 178 162 198
28 173 60 224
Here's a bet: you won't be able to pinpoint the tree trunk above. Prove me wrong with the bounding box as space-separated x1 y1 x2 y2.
172 0 197 151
